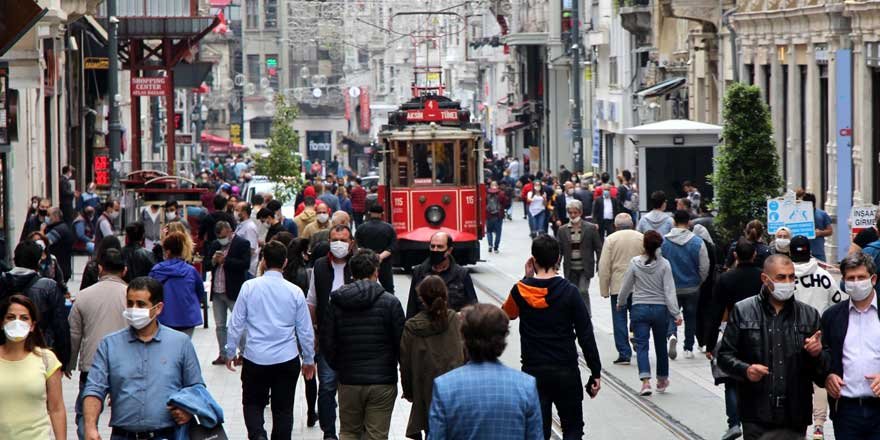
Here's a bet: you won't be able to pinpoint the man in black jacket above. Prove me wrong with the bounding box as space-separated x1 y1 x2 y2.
591 185 622 238
354 204 397 294
60 165 76 223
308 224 355 440
203 221 251 365
199 195 237 255
121 222 156 281
0 241 71 371
405 231 477 319
321 249 404 440
44 207 75 283
718 254 827 440
821 252 880 439
502 234 601 439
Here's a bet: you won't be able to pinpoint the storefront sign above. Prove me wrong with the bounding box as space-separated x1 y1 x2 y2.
84 57 109 69
93 154 110 186
229 123 241 144
851 205 878 234
359 87 370 132
131 77 170 97
306 131 332 163
0 63 8 145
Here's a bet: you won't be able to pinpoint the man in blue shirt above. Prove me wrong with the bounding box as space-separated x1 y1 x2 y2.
226 241 317 440
802 193 833 262
428 304 543 440
82 276 204 440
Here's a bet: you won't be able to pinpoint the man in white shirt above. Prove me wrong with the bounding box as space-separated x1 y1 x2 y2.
234 201 260 276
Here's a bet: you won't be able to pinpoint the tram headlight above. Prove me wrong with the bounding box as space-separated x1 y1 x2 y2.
425 205 445 226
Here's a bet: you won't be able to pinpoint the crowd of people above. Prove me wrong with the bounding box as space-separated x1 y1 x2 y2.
2 150 880 440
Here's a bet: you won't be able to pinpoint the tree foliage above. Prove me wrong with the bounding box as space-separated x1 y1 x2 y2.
254 96 303 204
710 83 783 243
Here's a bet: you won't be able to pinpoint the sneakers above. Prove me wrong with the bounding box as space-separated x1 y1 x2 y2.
721 425 742 440
684 350 695 359
668 335 678 360
656 378 669 393
812 425 824 440
612 357 631 365
307 411 318 428
487 247 494 254
639 381 652 396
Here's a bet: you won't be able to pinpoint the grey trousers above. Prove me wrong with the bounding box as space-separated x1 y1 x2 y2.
567 270 592 316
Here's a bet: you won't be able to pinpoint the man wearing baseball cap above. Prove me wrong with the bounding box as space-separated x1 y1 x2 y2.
790 234 845 439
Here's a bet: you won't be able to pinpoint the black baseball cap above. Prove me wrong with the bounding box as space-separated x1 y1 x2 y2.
369 204 384 214
789 235 811 263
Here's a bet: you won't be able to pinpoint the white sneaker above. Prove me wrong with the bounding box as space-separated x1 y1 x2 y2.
684 350 695 359
668 335 678 360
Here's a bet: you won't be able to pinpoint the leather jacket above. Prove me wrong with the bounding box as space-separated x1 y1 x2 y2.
718 289 827 427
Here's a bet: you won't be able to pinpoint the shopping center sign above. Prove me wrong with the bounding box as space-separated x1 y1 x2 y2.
131 77 170 97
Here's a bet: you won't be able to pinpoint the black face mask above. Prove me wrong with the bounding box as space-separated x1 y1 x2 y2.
38 209 48 217
429 250 447 266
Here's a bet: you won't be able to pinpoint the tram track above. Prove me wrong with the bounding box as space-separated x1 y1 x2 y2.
468 274 706 440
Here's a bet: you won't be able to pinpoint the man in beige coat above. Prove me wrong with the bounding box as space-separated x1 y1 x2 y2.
598 213 644 364
67 248 128 438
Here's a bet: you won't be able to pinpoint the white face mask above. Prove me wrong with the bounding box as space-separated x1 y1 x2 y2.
34 240 46 251
330 240 350 259
123 307 154 330
316 213 330 224
109 211 120 220
769 282 796 301
846 279 875 302
569 216 581 224
3 319 31 342
165 212 177 221
775 238 790 252
217 237 230 246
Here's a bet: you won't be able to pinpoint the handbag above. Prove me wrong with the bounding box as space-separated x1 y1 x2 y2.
189 423 228 440
710 323 731 381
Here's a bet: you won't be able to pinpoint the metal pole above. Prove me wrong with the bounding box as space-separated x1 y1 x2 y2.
570 0 584 172
107 0 122 198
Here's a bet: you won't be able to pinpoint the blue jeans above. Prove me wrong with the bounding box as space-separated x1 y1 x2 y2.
833 398 880 439
76 371 100 440
725 383 739 428
667 293 698 351
610 296 632 360
528 211 546 235
486 217 502 249
631 304 670 380
317 353 338 437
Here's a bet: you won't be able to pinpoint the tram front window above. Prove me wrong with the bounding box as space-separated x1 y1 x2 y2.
413 143 432 182
436 142 455 184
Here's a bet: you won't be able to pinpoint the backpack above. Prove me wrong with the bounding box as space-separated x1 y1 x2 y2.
487 193 501 216
863 240 880 270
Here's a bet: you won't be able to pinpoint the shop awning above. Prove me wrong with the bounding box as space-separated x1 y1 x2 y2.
201 132 232 146
210 0 232 6
0 0 47 57
635 77 686 98
209 144 248 155
497 121 526 134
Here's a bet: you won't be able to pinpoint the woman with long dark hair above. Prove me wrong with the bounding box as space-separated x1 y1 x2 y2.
79 235 122 291
0 294 66 438
618 230 682 396
281 237 318 426
26 232 67 293
400 275 464 439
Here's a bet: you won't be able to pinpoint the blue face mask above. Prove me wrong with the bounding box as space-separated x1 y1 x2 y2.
603 190 610 199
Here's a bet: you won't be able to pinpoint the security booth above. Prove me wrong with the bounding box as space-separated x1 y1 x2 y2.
622 119 722 212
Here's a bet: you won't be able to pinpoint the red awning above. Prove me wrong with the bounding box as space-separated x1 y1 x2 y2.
496 121 526 134
210 0 232 7
201 132 231 146
208 144 248 155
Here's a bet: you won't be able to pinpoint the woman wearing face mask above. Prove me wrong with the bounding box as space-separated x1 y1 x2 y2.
770 227 792 256
526 181 548 238
26 232 67 296
148 232 205 338
0 295 66 439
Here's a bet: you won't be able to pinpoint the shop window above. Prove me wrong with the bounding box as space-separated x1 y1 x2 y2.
250 119 271 139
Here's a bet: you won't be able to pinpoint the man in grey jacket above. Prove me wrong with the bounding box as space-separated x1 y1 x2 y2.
637 191 673 236
660 210 709 360
557 199 603 313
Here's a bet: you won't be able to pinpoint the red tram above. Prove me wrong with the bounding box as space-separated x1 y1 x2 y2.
378 95 486 269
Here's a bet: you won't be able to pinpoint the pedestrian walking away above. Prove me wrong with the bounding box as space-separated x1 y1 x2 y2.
717 254 827 440
354 204 398 293
225 241 317 440
637 191 673 236
322 249 405 440
598 213 643 365
428 304 543 440
618 230 682 396
503 235 602 439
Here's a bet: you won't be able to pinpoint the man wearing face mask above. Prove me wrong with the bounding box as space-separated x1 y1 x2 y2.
591 184 622 239
718 254 827 440
257 208 285 243
203 221 252 365
21 197 52 242
308 225 356 440
162 199 190 232
67 249 128 439
82 276 205 440
820 252 880 439
95 200 120 243
302 204 332 240
234 202 260 276
557 199 603 314
405 232 478 319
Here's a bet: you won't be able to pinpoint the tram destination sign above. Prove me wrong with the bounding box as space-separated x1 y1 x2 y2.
406 99 459 123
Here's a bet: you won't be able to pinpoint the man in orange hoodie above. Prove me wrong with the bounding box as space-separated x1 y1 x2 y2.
503 234 602 439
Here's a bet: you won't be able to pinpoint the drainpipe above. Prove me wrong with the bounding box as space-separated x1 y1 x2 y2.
722 8 739 83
